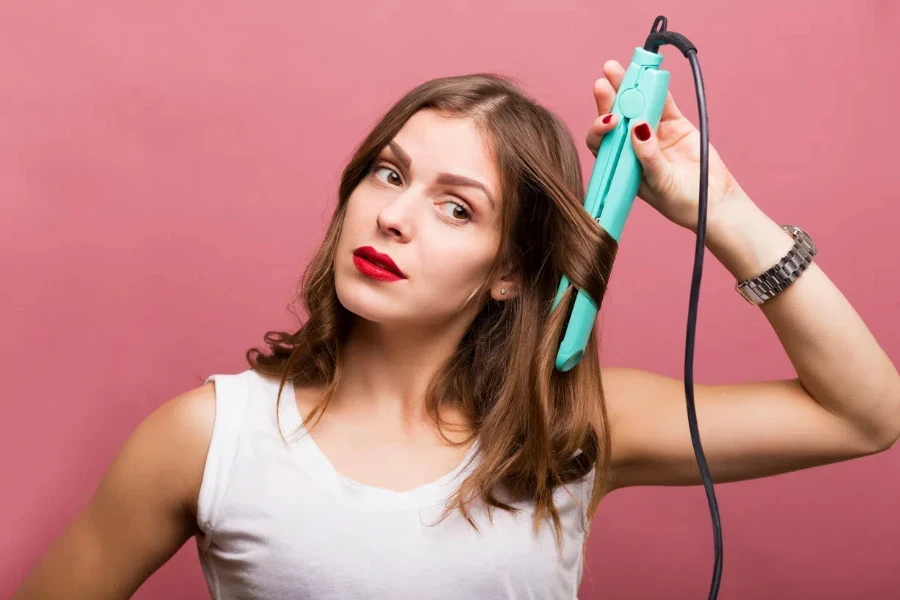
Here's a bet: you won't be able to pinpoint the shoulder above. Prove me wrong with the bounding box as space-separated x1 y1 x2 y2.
135 381 218 517
69 381 218 540
160 380 218 432
153 381 218 448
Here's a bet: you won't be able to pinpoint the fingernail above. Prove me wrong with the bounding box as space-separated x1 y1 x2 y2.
601 114 613 124
634 123 651 141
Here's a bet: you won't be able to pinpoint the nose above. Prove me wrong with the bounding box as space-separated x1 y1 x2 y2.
376 188 420 242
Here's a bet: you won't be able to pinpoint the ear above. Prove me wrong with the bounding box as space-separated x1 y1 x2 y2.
490 262 522 302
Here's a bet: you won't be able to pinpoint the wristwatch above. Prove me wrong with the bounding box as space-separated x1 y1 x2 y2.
735 225 818 305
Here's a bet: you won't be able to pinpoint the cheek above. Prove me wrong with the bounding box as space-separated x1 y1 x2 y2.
340 194 368 233
335 195 376 253
418 236 496 301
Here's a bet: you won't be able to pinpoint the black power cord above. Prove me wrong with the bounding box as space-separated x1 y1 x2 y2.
643 15 723 600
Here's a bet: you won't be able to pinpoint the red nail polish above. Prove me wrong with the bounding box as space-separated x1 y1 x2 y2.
635 123 651 141
602 114 613 124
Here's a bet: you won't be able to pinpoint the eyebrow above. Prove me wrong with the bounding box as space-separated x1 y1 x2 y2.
386 141 497 211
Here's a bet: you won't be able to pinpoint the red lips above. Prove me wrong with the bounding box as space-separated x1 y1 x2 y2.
352 246 407 279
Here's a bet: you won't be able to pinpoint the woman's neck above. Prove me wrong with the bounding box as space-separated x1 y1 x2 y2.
329 317 474 441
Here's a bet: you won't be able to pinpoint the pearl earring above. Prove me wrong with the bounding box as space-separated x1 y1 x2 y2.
500 288 506 295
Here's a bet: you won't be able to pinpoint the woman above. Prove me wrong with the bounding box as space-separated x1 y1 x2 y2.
15 60 900 599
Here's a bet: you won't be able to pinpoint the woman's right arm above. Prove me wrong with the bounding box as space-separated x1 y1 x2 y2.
13 382 218 600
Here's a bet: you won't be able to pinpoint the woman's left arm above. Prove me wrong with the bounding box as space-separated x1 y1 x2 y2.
601 194 900 491
706 190 900 447
587 60 900 491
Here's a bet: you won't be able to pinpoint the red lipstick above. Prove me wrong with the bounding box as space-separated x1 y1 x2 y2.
352 246 407 281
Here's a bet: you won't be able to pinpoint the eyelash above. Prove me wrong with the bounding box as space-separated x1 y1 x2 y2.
370 161 474 223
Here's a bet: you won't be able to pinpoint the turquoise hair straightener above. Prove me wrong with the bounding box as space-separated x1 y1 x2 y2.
553 16 725 600
551 34 670 372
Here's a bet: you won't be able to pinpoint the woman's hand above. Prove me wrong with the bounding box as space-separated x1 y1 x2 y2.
585 59 745 234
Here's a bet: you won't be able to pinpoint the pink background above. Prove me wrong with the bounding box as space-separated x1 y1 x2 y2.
3 1 899 598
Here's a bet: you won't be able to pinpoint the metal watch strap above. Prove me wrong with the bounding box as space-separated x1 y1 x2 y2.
735 225 818 305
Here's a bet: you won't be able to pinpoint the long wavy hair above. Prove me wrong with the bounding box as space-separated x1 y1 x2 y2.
247 72 618 551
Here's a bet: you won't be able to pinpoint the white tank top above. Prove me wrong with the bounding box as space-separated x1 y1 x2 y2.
196 369 595 599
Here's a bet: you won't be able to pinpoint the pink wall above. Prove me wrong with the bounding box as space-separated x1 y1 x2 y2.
3 1 899 598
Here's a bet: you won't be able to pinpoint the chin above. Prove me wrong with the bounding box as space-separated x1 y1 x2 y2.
334 274 406 324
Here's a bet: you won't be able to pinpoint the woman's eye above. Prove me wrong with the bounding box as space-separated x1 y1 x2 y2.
372 163 471 223
441 201 472 222
373 165 402 186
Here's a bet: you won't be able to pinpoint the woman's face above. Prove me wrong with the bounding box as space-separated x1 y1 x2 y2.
335 109 505 327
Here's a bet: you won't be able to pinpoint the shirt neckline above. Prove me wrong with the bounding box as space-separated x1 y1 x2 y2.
272 374 481 510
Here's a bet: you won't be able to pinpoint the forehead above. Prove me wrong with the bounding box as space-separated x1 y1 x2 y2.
390 110 500 199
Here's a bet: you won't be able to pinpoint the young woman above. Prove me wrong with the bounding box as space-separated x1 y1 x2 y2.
15 60 900 600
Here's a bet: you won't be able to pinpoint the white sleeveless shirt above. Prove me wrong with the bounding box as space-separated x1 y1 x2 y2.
196 369 595 599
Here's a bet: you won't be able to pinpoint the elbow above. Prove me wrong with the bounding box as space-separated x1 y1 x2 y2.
865 382 900 453
878 387 900 451
874 425 900 453
869 414 900 453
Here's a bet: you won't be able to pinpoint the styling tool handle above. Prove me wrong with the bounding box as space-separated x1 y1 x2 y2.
553 47 670 372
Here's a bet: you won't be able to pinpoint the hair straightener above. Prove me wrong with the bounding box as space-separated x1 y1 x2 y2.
552 15 723 599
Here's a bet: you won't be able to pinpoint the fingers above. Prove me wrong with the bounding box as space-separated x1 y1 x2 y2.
589 59 687 159
602 60 626 90
592 60 624 116
585 113 617 157
660 90 684 121
630 121 672 194
592 77 615 117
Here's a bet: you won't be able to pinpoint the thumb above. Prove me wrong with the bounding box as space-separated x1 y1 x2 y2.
631 121 671 193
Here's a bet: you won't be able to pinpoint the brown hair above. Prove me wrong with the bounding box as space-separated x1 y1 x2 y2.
247 73 618 551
